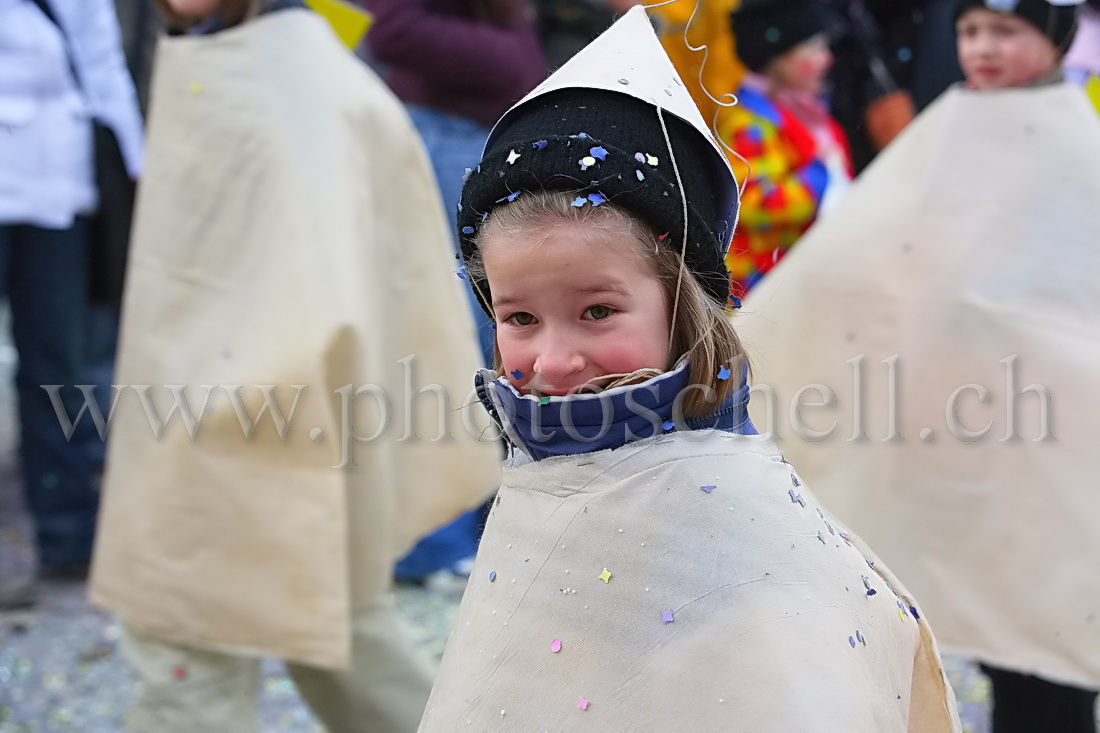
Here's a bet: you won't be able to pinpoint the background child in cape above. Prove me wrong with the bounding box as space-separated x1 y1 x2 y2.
721 0 852 299
955 3 1098 730
417 9 960 731
737 2 1098 732
89 0 498 730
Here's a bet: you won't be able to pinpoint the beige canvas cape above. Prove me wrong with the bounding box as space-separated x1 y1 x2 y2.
737 83 1100 688
419 432 959 731
89 10 500 669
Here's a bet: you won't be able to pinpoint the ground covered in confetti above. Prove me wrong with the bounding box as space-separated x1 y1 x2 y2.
0 558 1002 733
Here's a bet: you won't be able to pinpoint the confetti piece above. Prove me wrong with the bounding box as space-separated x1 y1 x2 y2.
539 396 550 405
792 475 801 487
489 571 497 582
551 639 562 653
899 608 906 621
590 146 608 161
571 197 588 207
618 77 630 84
506 191 520 202
662 420 675 431
634 152 646 163
717 365 732 381
658 232 668 241
867 589 878 597
636 170 645 181
598 568 612 583
462 226 475 235
533 140 548 150
189 82 202 95
646 153 659 166
506 149 520 165
849 636 856 648
578 696 590 711
588 193 607 206
455 269 468 281
174 666 187 680
729 295 742 309
578 132 589 139
856 630 866 645
580 156 597 169
662 609 675 623
910 606 920 619
510 369 524 380
818 531 826 544
700 485 716 493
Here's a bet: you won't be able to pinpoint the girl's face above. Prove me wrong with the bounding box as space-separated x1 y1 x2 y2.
768 35 834 96
956 9 1060 90
481 220 671 397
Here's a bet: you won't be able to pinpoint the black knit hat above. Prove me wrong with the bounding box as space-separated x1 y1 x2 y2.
955 0 1083 51
457 10 740 314
730 0 830 73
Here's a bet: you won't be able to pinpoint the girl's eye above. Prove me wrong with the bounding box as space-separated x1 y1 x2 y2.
506 312 536 326
584 305 614 321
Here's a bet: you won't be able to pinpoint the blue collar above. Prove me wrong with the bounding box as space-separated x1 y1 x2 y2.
475 361 756 462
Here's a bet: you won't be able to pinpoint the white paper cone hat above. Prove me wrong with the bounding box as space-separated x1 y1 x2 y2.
457 6 740 310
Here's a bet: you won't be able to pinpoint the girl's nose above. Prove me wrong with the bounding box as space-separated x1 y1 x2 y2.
533 334 584 386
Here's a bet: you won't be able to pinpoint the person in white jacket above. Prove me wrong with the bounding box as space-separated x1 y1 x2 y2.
0 0 143 601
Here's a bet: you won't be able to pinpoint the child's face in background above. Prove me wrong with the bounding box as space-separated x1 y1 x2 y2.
767 35 834 97
481 221 671 397
956 9 1060 90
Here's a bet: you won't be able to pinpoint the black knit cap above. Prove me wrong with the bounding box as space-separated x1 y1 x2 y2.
955 0 1082 51
457 87 737 314
730 0 830 73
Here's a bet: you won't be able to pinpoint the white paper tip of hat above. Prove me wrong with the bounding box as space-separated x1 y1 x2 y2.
486 5 738 229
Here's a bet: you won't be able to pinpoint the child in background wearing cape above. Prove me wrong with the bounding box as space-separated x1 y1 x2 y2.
89 1 499 730
416 8 960 732
738 2 1099 732
955 4 1098 729
721 0 852 300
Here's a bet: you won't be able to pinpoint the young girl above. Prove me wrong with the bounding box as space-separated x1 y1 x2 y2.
723 0 853 299
417 8 960 731
738 1 1099 732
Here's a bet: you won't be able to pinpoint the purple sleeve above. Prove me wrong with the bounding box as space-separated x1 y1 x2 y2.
362 0 546 99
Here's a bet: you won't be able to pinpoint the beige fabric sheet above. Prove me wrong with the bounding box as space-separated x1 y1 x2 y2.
89 10 500 669
420 433 960 731
737 84 1100 688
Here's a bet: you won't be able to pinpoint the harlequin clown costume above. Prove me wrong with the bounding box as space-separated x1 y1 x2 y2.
416 9 960 732
722 0 853 298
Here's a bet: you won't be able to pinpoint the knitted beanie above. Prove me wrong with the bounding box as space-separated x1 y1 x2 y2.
729 0 830 73
457 9 740 314
955 0 1083 51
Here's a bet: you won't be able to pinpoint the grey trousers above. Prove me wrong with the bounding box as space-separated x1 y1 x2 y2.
121 594 435 733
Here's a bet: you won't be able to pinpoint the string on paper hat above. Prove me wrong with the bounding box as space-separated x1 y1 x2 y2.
642 0 752 198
